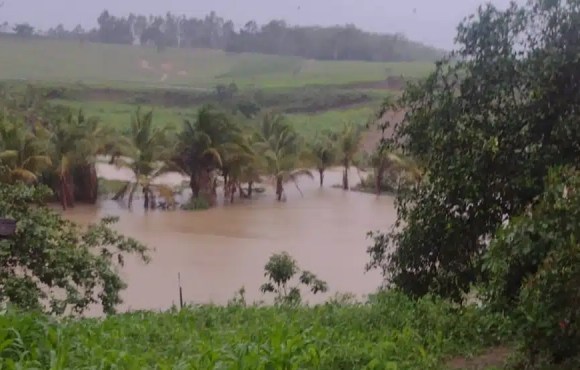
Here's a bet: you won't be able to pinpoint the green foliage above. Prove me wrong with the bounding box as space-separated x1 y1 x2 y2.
483 167 580 366
260 252 328 305
0 184 150 315
366 0 580 302
0 291 512 369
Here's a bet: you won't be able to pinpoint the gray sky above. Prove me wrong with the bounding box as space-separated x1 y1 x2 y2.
1 0 518 49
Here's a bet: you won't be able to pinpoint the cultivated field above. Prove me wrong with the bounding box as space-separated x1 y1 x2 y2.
0 36 433 90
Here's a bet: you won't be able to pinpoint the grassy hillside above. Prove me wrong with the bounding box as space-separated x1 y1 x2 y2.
0 37 433 89
0 292 512 369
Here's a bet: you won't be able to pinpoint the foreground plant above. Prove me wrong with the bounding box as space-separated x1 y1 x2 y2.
0 184 149 315
260 252 328 305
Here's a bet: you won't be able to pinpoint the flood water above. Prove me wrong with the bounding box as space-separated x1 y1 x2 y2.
62 164 396 313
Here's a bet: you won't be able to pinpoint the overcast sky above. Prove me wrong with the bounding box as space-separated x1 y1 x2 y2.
1 0 519 49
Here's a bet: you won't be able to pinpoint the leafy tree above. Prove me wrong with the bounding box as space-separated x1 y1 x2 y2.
484 167 580 366
366 0 580 303
255 114 312 201
13 23 34 37
260 252 328 305
0 184 149 315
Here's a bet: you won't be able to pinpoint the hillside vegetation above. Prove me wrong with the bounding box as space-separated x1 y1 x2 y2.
0 36 433 89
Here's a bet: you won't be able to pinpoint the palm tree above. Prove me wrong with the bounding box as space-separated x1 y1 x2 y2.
337 123 362 190
371 144 422 195
0 119 52 184
112 108 172 209
45 108 115 209
308 134 336 187
175 105 243 206
255 114 313 201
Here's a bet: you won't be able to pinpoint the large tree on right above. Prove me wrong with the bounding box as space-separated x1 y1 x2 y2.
366 0 580 303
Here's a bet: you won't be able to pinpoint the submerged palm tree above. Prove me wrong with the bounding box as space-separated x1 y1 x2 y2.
175 105 240 206
0 118 51 184
112 108 173 209
255 114 313 201
45 108 115 209
308 134 336 187
371 145 422 195
337 123 362 190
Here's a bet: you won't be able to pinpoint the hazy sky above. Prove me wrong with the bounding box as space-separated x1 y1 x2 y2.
1 0 519 49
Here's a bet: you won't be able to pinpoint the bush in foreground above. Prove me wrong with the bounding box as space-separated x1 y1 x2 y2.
0 292 511 369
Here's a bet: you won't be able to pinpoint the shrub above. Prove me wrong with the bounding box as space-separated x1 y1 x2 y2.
484 167 580 366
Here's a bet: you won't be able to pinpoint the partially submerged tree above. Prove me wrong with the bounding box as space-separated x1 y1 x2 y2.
112 108 173 209
0 118 51 184
255 114 313 201
337 123 362 190
0 184 149 315
308 134 336 187
260 252 328 305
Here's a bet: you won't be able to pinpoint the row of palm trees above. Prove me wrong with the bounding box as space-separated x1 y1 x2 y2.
1 94 418 210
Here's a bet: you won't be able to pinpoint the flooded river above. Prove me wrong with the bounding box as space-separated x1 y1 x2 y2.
63 164 396 312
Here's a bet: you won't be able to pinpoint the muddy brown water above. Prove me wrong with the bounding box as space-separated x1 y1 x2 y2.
62 164 396 313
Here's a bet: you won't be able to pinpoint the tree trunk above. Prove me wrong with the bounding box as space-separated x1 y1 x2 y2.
248 181 253 198
376 168 383 196
342 166 349 190
128 183 137 209
230 182 236 203
276 177 284 201
189 173 200 198
319 168 324 187
143 186 150 209
59 176 68 210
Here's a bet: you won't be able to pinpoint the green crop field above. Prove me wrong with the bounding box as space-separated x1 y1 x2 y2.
0 36 433 90
53 99 376 137
0 292 512 369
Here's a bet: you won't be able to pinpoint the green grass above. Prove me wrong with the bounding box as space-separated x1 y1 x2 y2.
0 37 433 90
52 99 192 131
0 292 512 369
54 99 375 136
286 106 376 137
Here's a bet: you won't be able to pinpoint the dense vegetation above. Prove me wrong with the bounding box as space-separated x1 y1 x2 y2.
367 0 580 367
0 292 512 369
1 0 579 368
0 84 413 211
7 10 443 62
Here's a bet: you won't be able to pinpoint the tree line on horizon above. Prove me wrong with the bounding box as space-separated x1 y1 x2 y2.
4 10 443 62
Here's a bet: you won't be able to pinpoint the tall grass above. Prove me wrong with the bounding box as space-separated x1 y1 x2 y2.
0 292 512 369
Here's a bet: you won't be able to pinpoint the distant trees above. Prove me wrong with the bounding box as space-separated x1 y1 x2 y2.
13 23 34 37
39 10 441 62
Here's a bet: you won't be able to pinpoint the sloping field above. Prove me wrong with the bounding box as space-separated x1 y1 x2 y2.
0 36 433 89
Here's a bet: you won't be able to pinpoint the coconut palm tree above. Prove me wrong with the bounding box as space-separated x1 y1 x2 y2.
255 114 313 201
112 108 172 209
175 105 244 206
308 134 336 187
0 118 52 184
371 144 422 195
337 123 362 190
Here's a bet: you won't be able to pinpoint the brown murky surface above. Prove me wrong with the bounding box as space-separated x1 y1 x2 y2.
63 165 396 312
